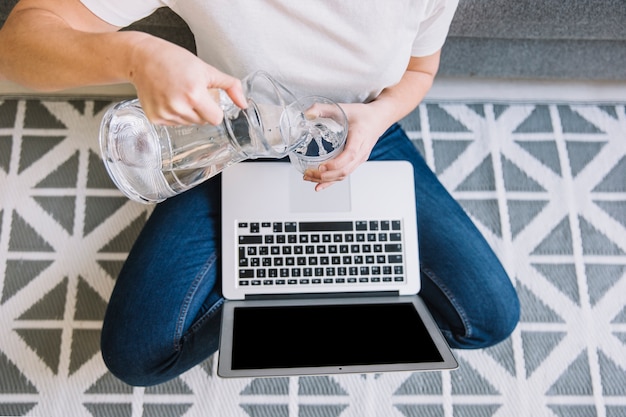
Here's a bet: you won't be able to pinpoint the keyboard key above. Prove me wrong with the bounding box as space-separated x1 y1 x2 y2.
300 221 354 232
390 233 402 241
385 243 402 252
388 254 403 263
239 269 254 278
239 235 262 244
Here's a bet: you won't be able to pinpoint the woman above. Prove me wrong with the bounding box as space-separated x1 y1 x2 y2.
0 0 520 386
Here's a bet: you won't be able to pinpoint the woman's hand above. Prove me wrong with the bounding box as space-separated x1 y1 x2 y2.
302 102 390 191
128 36 247 126
301 52 441 191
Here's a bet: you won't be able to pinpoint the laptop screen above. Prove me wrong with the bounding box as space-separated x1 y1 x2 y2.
230 302 444 370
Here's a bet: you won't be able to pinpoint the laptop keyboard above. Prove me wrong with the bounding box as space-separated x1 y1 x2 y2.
236 220 406 287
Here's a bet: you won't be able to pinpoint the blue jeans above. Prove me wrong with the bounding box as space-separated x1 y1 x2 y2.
101 123 520 386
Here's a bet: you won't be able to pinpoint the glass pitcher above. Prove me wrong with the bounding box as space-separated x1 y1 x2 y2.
99 71 346 204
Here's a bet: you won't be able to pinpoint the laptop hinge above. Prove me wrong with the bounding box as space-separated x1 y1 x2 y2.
244 291 400 301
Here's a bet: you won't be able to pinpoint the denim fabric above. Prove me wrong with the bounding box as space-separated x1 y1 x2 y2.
101 123 520 386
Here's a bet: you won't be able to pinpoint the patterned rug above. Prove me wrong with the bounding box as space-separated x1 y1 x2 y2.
0 96 625 417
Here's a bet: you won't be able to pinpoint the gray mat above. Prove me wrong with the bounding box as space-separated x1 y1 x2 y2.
0 98 625 417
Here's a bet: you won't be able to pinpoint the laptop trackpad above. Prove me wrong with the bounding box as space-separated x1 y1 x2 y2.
289 171 351 213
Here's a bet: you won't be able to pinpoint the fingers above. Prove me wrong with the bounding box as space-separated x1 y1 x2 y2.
140 66 246 126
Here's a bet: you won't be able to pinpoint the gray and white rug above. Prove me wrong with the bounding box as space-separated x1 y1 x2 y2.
0 97 625 417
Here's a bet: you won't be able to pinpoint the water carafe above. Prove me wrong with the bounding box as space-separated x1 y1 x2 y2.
99 71 347 203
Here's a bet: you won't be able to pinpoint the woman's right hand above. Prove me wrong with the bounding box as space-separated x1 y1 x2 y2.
127 35 247 126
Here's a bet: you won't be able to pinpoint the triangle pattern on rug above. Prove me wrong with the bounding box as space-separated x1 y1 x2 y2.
98 214 147 253
18 135 65 174
456 156 496 192
517 283 565 323
85 372 133 394
0 403 37 417
586 264 625 306
566 141 607 177
531 217 573 255
433 139 472 174
483 337 516 376
502 156 546 192
614 333 626 347
493 104 509 119
453 405 501 417
515 140 561 176
521 331 566 377
242 378 289 396
508 200 549 238
142 404 193 417
394 371 443 395
593 156 626 192
411 138 425 158
299 376 348 396
398 107 420 132
199 356 215 377
96 260 124 281
23 100 66 129
241 404 288 417
0 135 12 174
74 277 108 321
451 357 500 395
34 151 79 188
514 105 552 133
532 263 580 305
598 105 619 119
548 405 597 417
594 200 626 228
9 211 54 252
0 99 18 127
458 199 501 237
18 277 68 320
298 405 348 417
579 216 625 256
69 329 101 376
1 260 53 304
599 351 626 396
83 403 132 417
467 103 485 117
0 351 38 394
93 100 115 115
83 196 129 236
14 328 62 374
426 104 471 132
87 150 117 189
33 196 76 234
613 305 626 324
546 350 594 396
395 404 443 417
558 105 604 134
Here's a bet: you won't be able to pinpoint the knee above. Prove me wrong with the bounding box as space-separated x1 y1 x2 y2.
100 321 174 387
451 288 520 350
100 334 153 387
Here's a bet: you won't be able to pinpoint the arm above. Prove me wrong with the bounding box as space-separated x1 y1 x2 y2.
0 0 246 125
303 51 441 191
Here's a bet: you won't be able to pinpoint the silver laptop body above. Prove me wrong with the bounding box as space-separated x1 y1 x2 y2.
218 161 457 377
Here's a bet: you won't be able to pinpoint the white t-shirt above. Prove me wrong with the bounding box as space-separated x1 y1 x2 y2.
82 0 458 103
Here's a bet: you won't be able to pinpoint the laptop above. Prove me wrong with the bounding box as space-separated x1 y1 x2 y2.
218 160 457 377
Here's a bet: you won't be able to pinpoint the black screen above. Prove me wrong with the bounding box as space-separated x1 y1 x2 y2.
231 302 443 370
